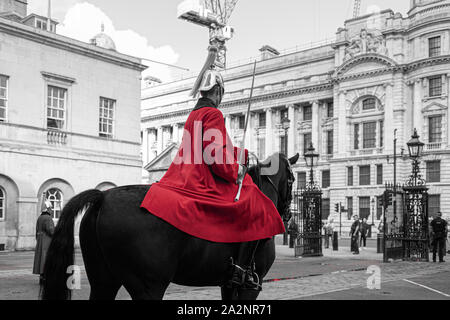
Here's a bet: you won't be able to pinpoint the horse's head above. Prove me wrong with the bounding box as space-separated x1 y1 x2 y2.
248 153 299 222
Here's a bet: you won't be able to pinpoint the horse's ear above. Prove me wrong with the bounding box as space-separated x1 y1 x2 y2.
289 153 300 165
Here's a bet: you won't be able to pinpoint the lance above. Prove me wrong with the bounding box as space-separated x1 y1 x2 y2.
235 60 257 202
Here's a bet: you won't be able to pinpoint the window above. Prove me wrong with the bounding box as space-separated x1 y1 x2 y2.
47 86 67 130
0 187 5 220
322 199 330 220
99 97 115 138
0 75 7 122
429 116 442 143
347 197 353 220
322 170 331 189
429 36 441 58
298 172 307 189
44 188 63 219
354 124 360 150
257 137 265 160
376 164 383 185
280 109 288 122
359 165 371 186
429 195 441 218
429 76 442 97
238 115 245 130
379 120 384 148
258 112 266 128
327 102 334 118
303 133 312 155
359 197 371 220
348 167 354 186
303 105 312 121
426 161 441 183
363 122 377 149
327 130 333 155
362 98 376 111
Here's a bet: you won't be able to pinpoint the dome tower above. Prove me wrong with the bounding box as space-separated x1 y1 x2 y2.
90 23 116 51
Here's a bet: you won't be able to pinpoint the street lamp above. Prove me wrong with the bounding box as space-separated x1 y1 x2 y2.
407 128 425 159
304 142 320 186
281 116 290 245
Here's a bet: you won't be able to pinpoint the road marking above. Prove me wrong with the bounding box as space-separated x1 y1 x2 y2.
403 279 450 298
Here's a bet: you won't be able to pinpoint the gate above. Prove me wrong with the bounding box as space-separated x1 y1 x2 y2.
293 188 323 257
382 185 405 262
382 178 429 262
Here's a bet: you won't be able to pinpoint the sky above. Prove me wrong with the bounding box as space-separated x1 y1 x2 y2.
27 0 411 82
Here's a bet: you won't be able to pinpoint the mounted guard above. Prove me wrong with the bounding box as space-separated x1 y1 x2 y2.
140 46 285 293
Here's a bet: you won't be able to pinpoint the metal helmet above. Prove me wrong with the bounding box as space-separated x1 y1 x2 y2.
198 69 224 94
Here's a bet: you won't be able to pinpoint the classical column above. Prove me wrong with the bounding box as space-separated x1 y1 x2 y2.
245 113 254 152
337 91 347 157
157 126 163 155
265 108 273 157
225 114 232 134
288 104 296 157
311 100 320 152
448 74 450 146
142 128 149 165
172 124 180 144
384 82 394 152
413 79 423 137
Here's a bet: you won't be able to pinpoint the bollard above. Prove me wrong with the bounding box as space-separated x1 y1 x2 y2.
333 231 339 251
377 233 383 254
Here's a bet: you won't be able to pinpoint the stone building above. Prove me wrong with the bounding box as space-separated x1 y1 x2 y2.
0 0 146 250
141 0 450 231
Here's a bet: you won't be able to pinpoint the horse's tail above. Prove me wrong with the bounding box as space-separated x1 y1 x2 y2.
41 189 104 300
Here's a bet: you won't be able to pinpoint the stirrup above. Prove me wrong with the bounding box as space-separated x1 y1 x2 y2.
242 264 262 292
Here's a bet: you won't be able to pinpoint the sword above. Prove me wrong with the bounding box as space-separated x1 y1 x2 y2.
235 60 257 202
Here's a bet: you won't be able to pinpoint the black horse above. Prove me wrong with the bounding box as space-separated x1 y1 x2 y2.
41 153 299 300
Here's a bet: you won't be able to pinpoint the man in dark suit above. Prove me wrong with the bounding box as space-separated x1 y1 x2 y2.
350 215 361 255
430 212 448 263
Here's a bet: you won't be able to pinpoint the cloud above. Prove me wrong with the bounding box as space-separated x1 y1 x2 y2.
28 1 179 83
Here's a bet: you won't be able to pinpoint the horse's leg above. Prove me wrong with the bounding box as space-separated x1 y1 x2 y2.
80 207 122 301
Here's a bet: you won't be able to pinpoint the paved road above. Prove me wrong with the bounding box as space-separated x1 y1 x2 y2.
1 239 448 300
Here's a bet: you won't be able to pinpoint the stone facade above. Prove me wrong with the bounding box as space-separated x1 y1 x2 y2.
0 6 146 250
141 0 450 231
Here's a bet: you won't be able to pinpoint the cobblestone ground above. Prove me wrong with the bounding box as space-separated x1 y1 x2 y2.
1 240 449 300
163 261 450 300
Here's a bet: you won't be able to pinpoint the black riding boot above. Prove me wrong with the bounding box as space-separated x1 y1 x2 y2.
226 241 262 292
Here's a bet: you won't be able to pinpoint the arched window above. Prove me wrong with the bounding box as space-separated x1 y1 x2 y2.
0 187 5 220
44 188 63 219
362 98 376 111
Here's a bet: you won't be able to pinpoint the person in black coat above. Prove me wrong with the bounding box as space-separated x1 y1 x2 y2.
360 218 370 248
430 212 448 263
350 215 361 255
33 200 55 284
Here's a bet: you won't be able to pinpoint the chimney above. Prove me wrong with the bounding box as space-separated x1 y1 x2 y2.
259 45 280 61
0 0 28 20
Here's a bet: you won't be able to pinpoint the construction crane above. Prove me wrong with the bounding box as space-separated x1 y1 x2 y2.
353 0 362 18
177 0 239 69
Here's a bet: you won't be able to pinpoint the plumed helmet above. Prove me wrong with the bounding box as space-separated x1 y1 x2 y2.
198 69 224 93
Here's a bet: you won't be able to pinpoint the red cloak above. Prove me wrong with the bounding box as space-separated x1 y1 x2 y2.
140 99 285 243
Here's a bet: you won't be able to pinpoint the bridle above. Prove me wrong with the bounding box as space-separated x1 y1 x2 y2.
261 158 295 220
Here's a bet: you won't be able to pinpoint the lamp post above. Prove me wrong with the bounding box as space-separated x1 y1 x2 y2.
304 143 320 187
281 116 291 245
403 128 429 261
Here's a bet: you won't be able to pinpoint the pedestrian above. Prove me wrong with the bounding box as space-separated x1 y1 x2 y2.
323 218 334 249
360 218 369 249
33 200 55 284
350 215 361 255
430 212 448 263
